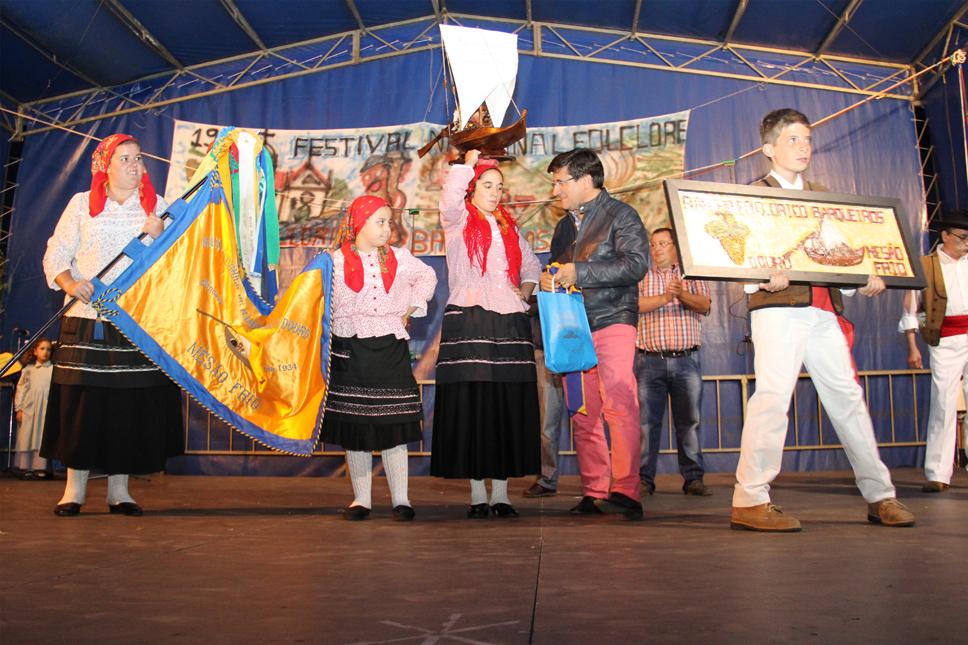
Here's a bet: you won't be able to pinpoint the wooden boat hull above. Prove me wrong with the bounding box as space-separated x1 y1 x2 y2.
419 110 528 159
802 234 866 266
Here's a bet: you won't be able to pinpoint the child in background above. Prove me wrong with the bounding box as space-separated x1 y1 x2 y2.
321 195 437 521
14 338 54 479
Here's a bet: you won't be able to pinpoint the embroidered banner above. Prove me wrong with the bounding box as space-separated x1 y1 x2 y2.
91 172 333 455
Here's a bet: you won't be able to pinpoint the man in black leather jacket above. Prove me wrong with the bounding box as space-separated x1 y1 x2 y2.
539 148 649 519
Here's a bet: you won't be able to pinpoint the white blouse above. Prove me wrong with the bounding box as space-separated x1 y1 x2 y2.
43 190 168 319
330 246 438 340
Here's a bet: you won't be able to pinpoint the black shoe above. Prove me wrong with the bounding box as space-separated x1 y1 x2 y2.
569 496 604 515
54 502 81 517
683 480 712 496
33 470 51 480
108 502 143 516
523 482 557 498
340 505 371 521
466 503 490 519
392 505 415 522
490 503 520 518
596 492 644 520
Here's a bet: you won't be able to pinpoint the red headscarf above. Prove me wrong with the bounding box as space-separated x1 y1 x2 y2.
89 134 158 217
338 195 397 293
463 161 522 287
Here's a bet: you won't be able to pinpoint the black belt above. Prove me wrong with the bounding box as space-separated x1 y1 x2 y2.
642 346 698 358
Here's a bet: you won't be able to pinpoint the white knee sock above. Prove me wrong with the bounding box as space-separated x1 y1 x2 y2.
31 453 48 471
107 474 136 505
58 468 89 505
345 450 373 509
470 479 488 505
489 479 510 505
381 444 410 508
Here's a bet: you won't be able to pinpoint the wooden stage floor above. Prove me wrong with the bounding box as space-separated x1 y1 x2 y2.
2 468 965 644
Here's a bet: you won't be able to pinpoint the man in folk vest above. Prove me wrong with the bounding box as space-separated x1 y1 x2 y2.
730 108 915 532
901 210 968 492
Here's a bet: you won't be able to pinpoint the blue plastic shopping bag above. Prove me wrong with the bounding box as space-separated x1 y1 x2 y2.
537 286 598 374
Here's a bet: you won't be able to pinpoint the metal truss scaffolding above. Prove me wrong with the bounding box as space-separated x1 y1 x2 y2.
0 139 22 320
913 1 968 99
915 104 944 245
9 13 920 140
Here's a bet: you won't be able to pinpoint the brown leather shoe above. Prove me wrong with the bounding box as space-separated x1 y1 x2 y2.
683 479 712 496
921 481 949 493
867 498 915 527
730 503 801 532
523 482 557 498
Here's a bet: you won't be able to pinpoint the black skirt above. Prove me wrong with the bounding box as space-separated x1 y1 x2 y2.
435 305 537 383
430 305 540 479
52 317 171 388
321 334 422 451
40 316 184 474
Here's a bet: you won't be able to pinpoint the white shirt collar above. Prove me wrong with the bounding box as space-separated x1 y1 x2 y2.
769 170 804 191
938 247 968 265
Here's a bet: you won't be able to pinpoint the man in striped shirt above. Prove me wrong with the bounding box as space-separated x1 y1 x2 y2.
635 227 712 496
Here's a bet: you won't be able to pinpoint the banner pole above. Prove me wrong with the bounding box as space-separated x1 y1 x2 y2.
959 63 967 193
0 176 208 378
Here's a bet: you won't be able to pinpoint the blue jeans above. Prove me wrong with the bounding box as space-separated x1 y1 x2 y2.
634 349 705 490
534 352 566 490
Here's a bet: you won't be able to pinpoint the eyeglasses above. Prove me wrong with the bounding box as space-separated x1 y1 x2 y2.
650 240 674 248
947 231 968 242
551 176 578 188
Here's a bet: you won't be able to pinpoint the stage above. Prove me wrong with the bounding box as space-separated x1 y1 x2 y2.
1 468 965 643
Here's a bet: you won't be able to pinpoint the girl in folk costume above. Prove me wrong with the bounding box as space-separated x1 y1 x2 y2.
431 149 542 518
13 338 54 478
322 195 437 521
41 134 184 517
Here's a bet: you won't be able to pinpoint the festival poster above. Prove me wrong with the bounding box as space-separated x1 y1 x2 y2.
165 112 689 285
664 179 926 289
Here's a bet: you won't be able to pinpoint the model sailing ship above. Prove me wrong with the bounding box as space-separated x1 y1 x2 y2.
418 24 528 161
801 217 866 266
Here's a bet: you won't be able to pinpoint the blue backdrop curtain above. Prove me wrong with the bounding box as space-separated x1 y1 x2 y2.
922 64 968 212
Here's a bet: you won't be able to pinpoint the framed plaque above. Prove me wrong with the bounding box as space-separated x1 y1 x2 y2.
663 179 926 289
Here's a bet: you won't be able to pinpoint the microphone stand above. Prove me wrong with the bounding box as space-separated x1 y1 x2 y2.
4 329 29 471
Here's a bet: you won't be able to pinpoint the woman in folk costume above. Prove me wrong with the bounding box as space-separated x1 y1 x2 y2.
322 195 437 521
41 134 184 517
430 149 542 518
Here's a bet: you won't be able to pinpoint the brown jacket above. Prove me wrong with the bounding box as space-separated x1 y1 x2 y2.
919 252 946 346
746 176 844 314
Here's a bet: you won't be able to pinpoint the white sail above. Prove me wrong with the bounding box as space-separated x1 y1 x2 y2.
439 24 518 129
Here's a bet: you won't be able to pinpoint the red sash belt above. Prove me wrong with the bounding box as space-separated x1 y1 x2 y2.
940 314 968 337
812 287 859 382
811 286 834 313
